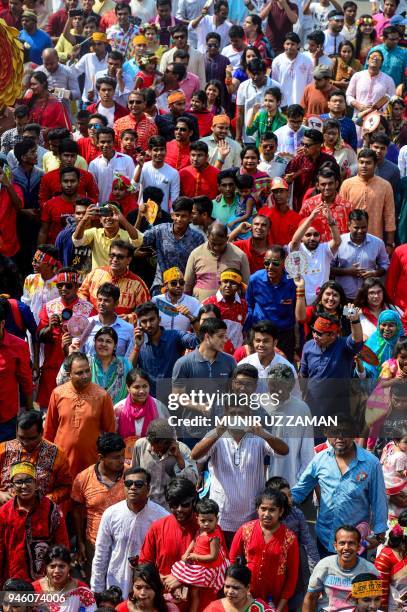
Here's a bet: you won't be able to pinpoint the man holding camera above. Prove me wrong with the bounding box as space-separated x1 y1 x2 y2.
37 267 94 410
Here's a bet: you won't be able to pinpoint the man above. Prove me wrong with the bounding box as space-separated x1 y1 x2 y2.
304 29 333 67
72 32 109 105
290 202 340 304
0 0 23 29
152 0 182 46
71 432 126 577
78 114 108 165
204 32 231 104
237 58 281 144
221 25 246 68
191 196 215 237
46 0 77 42
232 214 271 274
88 127 135 202
300 167 353 241
37 49 81 116
256 132 289 178
386 243 407 311
332 210 389 300
323 9 345 56
184 222 250 301
342 0 357 40
133 301 199 397
260 0 298 55
321 89 357 151
180 141 220 199
368 25 407 87
106 2 138 60
156 65 190 114
1 105 29 155
155 90 199 143
171 49 199 105
79 239 149 314
91 466 168 597
164 116 194 172
190 0 232 53
0 160 24 261
0 300 32 443
303 525 379 610
113 89 158 152
159 23 206 87
257 177 301 247
212 169 239 224
0 462 69 582
301 64 334 115
190 364 288 547
370 132 401 196
7 123 47 171
19 11 52 65
271 32 313 108
292 419 387 556
131 419 198 508
94 50 133 108
346 50 396 119
142 196 205 293
83 282 136 355
201 115 242 170
44 352 115 477
135 135 180 213
42 128 84 173
284 128 339 211
274 104 307 157
37 267 94 409
151 267 200 332
55 198 93 274
87 77 128 127
22 244 59 323
340 148 396 244
0 411 71 509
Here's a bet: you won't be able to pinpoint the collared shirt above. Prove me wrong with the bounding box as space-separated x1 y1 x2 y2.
137 161 180 213
292 443 388 551
300 193 352 242
151 293 200 331
179 72 200 104
78 266 149 314
239 351 297 393
94 68 134 107
88 152 135 202
339 175 396 239
245 269 296 330
1 127 22 154
159 45 206 90
34 64 81 110
106 23 139 59
180 163 220 200
368 43 407 87
236 75 282 143
274 124 309 156
205 52 230 90
91 499 169 597
233 237 268 274
332 232 390 299
201 134 242 170
172 347 236 396
212 195 239 225
73 228 143 269
203 290 248 350
190 14 232 53
71 52 108 103
83 314 135 358
113 113 158 152
271 52 314 107
375 158 401 196
0 331 32 423
164 140 191 172
300 335 363 380
346 69 396 116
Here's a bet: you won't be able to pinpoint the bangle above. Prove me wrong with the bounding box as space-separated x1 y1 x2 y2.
225 77 233 85
350 319 360 324
217 157 225 164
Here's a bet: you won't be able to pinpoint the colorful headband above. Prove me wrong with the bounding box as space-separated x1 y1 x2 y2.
313 317 340 333
221 270 244 285
139 22 160 33
356 17 377 26
168 91 186 105
55 271 80 284
133 35 148 45
138 53 159 67
163 267 182 285
33 249 60 268
351 579 382 599
112 173 135 192
10 461 37 480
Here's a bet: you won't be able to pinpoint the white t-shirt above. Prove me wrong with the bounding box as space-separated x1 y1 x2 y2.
152 293 201 331
137 161 180 213
97 104 115 127
289 242 334 305
323 31 345 57
303 51 333 66
309 1 331 30
271 52 314 107
222 44 244 69
239 352 297 393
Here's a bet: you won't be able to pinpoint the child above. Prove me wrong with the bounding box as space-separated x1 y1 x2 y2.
95 586 123 609
134 52 161 89
381 429 407 526
189 91 214 137
119 128 138 163
342 573 383 612
109 173 138 218
171 499 229 612
227 174 256 238
246 87 287 148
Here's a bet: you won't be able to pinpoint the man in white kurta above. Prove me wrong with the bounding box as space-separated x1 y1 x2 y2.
271 39 314 107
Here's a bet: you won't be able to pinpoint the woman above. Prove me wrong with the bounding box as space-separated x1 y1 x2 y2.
114 368 169 458
295 279 350 338
386 96 406 145
139 23 167 59
57 327 134 404
363 310 404 378
225 46 262 97
354 277 401 339
239 145 269 192
229 489 299 611
242 14 270 66
375 514 407 610
189 91 214 137
321 119 358 178
246 87 286 148
353 15 378 63
24 71 71 131
331 41 361 91
205 80 225 116
116 563 180 612
203 561 276 611
32 545 96 612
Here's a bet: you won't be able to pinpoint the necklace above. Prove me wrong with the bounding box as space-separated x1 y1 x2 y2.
46 577 73 594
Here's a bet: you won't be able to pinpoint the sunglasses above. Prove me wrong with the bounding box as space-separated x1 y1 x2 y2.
109 252 126 260
311 329 334 337
13 477 34 486
56 282 74 289
173 34 186 39
124 479 146 489
301 142 317 148
264 259 281 267
89 123 102 129
169 279 185 287
128 99 143 104
169 500 194 508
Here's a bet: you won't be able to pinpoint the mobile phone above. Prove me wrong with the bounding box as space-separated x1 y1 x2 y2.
99 207 113 217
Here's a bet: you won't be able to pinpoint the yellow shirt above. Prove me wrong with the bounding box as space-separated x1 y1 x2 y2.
72 227 144 269
42 151 88 172
93 0 116 15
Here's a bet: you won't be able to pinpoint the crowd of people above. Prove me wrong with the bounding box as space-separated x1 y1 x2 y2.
2 0 407 609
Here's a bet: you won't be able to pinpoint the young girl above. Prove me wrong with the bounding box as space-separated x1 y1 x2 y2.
171 499 229 612
353 15 378 63
381 430 407 527
331 41 361 90
246 87 286 148
205 80 225 115
134 53 161 89
189 91 214 138
109 172 138 218
227 174 256 239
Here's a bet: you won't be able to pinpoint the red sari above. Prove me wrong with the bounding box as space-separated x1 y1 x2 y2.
229 521 299 611
27 95 71 130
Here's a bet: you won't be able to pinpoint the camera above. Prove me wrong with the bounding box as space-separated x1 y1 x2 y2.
61 308 73 321
343 306 356 317
99 206 113 217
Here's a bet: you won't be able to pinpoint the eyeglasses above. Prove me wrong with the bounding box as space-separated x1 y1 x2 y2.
124 479 146 489
128 99 143 105
109 252 126 260
89 123 102 129
264 259 281 267
207 43 219 48
169 279 185 287
56 282 74 289
13 477 34 486
175 127 188 132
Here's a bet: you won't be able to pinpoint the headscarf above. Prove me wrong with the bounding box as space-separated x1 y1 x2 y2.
364 309 403 377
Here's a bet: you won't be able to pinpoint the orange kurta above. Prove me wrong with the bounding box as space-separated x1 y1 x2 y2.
44 381 116 478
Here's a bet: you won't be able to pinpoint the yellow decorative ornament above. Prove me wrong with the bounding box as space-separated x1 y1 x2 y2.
0 19 24 107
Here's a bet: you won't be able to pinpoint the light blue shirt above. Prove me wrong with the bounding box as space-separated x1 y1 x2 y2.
291 443 388 551
83 314 135 358
367 43 407 87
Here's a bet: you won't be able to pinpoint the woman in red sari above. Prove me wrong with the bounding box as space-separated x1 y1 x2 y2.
24 71 71 132
229 489 299 612
374 515 407 610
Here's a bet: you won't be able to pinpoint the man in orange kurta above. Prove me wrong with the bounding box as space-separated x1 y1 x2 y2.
44 353 116 478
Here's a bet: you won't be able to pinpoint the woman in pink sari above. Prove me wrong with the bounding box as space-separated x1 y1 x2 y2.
375 514 407 611
114 368 169 459
24 71 71 132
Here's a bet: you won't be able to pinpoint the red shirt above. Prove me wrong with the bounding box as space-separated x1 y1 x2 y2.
0 331 32 423
0 183 24 257
39 168 99 207
164 140 191 171
40 196 77 244
386 244 407 312
46 7 68 36
179 164 220 199
299 193 352 242
257 206 301 247
0 8 22 28
77 137 101 164
284 152 339 211
233 237 268 273
189 110 214 137
113 113 158 151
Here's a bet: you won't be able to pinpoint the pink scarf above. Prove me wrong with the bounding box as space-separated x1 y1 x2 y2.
118 394 159 439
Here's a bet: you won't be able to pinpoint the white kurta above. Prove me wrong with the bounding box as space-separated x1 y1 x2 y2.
271 52 314 107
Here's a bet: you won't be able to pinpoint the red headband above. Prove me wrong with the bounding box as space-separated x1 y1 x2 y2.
33 250 60 268
313 317 340 333
55 271 79 284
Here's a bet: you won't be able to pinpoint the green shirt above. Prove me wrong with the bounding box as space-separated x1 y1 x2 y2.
246 110 287 147
212 195 239 225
